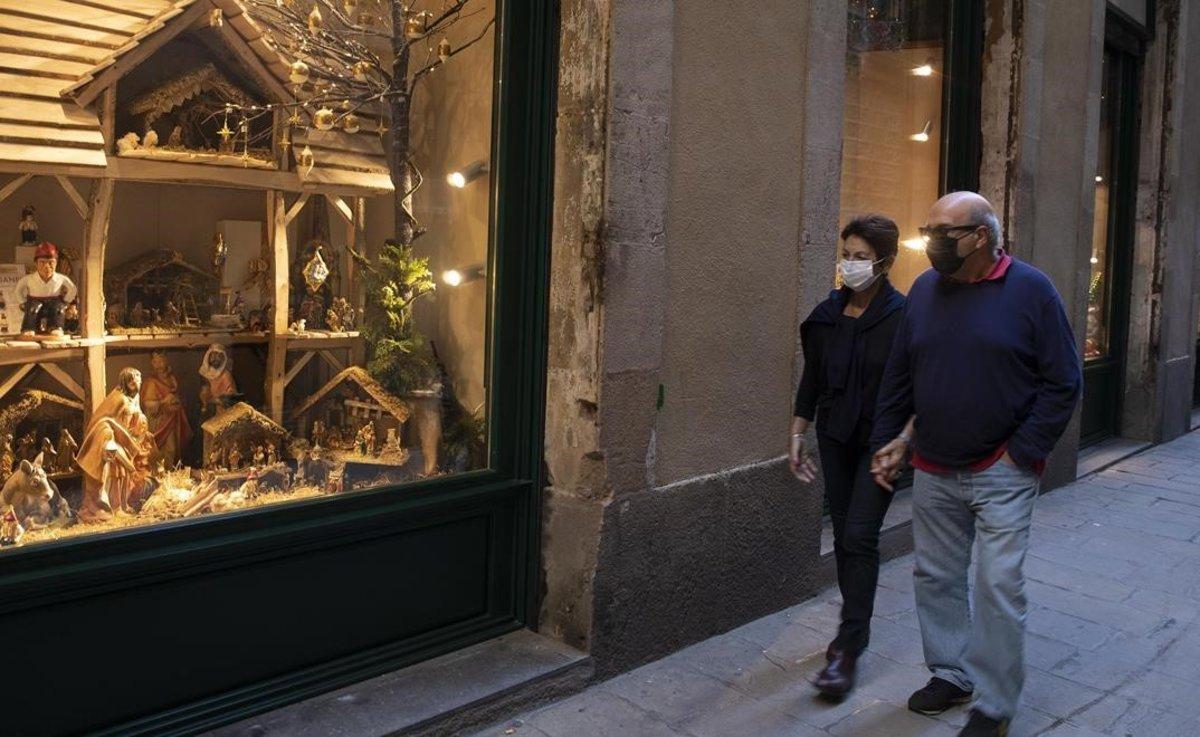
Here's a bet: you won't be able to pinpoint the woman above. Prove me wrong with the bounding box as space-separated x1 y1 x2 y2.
790 214 906 698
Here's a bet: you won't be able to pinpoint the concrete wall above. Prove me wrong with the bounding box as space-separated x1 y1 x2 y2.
541 0 839 675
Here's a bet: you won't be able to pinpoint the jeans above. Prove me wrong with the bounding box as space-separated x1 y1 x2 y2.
817 434 894 655
912 461 1039 721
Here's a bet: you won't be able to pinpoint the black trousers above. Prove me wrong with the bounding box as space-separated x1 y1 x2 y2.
817 433 894 655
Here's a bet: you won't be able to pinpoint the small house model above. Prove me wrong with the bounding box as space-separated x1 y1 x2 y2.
201 401 289 466
104 249 219 328
0 390 85 475
291 366 413 457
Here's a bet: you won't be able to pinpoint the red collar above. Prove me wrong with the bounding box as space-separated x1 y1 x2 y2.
973 252 1011 283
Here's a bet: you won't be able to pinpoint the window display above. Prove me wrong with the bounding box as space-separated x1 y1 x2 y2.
839 1 947 293
0 0 495 549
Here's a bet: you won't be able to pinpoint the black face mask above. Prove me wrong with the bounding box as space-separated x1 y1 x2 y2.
926 237 966 275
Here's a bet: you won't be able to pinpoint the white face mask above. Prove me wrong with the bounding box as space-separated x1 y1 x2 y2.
839 258 882 292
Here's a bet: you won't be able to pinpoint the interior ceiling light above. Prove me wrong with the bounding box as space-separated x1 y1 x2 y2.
910 120 932 143
911 63 935 76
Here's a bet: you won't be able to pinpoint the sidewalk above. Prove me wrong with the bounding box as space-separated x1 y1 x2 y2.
472 432 1200 737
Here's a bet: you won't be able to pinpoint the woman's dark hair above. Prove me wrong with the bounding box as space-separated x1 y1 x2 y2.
840 214 899 262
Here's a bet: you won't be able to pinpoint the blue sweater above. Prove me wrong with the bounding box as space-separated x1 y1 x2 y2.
870 259 1082 469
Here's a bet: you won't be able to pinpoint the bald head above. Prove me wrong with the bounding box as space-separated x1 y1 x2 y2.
928 191 1002 250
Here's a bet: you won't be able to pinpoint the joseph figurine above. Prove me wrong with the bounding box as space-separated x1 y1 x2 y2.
141 351 191 467
76 368 157 523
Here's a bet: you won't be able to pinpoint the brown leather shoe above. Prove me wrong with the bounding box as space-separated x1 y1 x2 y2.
813 649 858 699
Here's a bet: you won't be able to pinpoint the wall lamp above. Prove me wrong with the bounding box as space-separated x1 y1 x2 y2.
447 160 489 188
442 264 486 287
910 120 932 143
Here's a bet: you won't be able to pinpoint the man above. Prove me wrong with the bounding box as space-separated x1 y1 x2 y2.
16 241 77 337
76 367 157 523
871 192 1081 737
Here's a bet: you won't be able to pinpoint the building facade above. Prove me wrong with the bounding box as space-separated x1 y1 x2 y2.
540 0 1200 678
3 0 1199 734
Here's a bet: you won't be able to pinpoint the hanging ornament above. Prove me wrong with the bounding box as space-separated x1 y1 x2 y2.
404 11 428 38
289 59 310 85
438 38 452 63
287 108 303 128
302 248 331 293
377 117 387 137
343 113 360 134
344 0 359 17
308 6 323 34
217 120 234 146
298 144 315 175
353 60 370 82
313 107 335 131
279 128 292 152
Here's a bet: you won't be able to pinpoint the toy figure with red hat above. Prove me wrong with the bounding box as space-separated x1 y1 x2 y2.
15 241 77 338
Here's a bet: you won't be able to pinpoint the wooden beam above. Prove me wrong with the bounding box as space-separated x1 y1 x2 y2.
204 13 293 105
317 349 345 373
264 189 290 422
328 194 354 225
82 178 115 338
54 175 88 219
282 350 315 388
99 84 116 151
81 178 115 412
38 362 85 401
0 363 34 402
284 192 310 226
0 173 32 205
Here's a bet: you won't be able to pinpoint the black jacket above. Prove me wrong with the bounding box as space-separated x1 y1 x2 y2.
794 280 906 445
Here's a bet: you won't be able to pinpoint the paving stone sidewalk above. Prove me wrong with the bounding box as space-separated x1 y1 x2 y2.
472 432 1200 737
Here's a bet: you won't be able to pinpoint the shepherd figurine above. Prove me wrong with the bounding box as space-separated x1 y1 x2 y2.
16 242 77 337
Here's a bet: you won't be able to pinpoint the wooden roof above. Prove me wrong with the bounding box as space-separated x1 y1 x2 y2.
0 0 391 194
290 366 412 424
201 400 287 436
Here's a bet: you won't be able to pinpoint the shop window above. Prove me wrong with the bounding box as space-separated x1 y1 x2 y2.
838 0 980 293
0 4 497 549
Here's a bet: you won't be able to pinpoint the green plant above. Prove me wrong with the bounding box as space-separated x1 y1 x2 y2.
354 238 438 396
440 408 487 472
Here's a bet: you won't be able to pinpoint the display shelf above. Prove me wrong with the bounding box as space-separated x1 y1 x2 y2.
285 331 361 350
0 341 96 367
105 330 271 350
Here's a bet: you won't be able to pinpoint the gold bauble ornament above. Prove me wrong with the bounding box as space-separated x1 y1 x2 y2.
298 144 315 174
344 0 359 16
289 59 310 84
313 107 336 131
438 38 452 63
353 61 370 82
404 11 428 38
307 6 323 33
343 113 360 134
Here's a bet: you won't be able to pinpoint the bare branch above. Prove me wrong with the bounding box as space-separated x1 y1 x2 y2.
409 17 496 93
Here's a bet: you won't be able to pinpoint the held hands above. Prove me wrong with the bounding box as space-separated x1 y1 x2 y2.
789 434 818 483
870 436 909 492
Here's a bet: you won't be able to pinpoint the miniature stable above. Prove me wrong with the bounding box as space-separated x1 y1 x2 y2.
0 0 488 548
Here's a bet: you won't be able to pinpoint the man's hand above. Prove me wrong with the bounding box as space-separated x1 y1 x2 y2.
789 434 818 483
871 436 909 492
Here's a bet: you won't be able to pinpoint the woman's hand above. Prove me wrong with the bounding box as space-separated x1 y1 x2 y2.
789 434 818 483
870 438 906 492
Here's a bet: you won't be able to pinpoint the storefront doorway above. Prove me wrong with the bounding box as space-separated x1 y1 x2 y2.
1080 16 1143 446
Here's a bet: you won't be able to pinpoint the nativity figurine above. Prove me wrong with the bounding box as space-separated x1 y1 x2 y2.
54 429 77 474
198 343 238 416
0 505 22 546
16 242 77 337
76 368 157 523
18 205 37 245
142 351 192 468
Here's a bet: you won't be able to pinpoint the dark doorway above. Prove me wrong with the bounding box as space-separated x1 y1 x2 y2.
1080 19 1142 446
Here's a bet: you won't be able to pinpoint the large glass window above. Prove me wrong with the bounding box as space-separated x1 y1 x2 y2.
0 1 497 549
1087 52 1116 361
839 1 977 293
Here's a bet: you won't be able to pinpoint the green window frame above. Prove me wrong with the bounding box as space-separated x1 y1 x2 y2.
0 1 558 734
